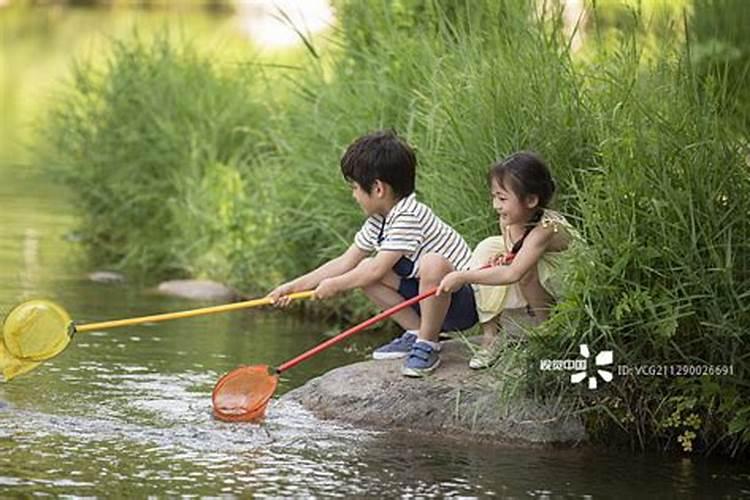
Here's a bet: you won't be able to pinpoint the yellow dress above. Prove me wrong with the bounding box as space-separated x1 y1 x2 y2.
469 209 580 324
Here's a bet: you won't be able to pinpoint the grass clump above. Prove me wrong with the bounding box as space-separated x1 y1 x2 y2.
36 33 270 279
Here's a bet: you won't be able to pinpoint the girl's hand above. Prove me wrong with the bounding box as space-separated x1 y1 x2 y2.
314 278 341 300
488 253 505 267
437 271 466 296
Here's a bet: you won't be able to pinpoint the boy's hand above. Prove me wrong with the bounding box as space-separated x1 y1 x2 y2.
437 271 466 296
268 282 297 308
314 278 342 300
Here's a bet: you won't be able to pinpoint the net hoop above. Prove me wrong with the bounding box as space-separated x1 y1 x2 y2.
212 364 278 422
2 300 72 361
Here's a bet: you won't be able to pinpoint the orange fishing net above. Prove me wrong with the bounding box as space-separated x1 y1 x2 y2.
212 364 278 422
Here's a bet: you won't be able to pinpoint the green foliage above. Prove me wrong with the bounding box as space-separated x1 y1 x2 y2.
35 0 749 456
689 0 750 129
36 33 270 277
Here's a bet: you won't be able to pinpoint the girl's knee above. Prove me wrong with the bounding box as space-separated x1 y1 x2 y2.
471 236 505 265
518 266 540 287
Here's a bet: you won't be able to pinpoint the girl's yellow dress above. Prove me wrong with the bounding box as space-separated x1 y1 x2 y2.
469 209 580 323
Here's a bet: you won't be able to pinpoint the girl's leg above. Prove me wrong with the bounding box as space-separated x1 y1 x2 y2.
471 236 508 325
470 315 505 370
480 316 500 348
517 265 555 321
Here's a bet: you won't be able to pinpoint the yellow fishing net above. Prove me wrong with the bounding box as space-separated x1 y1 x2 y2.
1 300 72 381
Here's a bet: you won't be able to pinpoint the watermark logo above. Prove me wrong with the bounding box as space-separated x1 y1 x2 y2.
539 344 613 390
570 344 613 390
539 344 733 388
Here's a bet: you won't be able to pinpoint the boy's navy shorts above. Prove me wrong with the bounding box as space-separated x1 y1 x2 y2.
393 257 479 332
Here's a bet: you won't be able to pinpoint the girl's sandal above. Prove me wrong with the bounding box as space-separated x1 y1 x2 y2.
469 338 505 369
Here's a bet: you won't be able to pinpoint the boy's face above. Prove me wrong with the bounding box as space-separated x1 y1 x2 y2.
491 179 538 226
350 181 379 216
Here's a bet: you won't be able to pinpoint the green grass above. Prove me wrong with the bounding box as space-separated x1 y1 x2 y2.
35 33 274 277
35 0 749 456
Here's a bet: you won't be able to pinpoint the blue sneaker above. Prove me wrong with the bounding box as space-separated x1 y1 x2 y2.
372 331 417 360
401 341 441 377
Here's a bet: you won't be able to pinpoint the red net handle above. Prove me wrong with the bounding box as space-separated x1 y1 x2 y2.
275 264 494 374
276 288 436 374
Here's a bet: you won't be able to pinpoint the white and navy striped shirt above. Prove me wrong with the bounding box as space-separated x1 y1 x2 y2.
354 193 472 278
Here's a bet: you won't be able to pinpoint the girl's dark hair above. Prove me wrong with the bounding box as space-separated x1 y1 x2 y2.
489 151 557 259
340 129 416 198
488 151 556 209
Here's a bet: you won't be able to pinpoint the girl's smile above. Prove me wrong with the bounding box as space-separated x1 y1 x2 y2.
491 179 538 227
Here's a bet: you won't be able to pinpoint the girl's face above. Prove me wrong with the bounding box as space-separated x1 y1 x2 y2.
491 178 538 226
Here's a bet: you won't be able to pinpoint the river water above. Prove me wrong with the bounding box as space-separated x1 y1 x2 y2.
1 4 749 499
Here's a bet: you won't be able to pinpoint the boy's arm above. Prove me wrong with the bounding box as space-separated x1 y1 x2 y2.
314 250 403 299
268 244 368 301
437 226 555 294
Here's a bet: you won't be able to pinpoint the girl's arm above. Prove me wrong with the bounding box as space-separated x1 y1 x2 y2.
437 225 556 294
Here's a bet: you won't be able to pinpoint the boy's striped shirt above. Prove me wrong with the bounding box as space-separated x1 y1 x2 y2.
354 193 472 278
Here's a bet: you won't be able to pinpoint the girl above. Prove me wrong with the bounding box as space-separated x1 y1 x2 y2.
437 151 579 369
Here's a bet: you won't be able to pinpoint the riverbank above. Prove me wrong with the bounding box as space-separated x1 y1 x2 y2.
282 333 586 447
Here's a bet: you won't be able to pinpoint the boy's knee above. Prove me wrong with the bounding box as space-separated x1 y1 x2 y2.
418 253 453 283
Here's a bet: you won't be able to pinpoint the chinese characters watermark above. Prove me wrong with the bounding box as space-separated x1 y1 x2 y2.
539 344 733 390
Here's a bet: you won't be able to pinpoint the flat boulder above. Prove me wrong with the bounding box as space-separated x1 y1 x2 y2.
155 279 238 301
283 334 586 446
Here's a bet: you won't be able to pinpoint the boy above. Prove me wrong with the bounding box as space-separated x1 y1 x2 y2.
268 130 478 377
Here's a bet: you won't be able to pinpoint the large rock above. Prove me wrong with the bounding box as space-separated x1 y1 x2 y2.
155 279 238 301
282 336 587 446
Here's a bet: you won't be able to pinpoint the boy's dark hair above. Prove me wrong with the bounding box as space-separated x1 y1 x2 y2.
340 129 416 198
488 151 556 209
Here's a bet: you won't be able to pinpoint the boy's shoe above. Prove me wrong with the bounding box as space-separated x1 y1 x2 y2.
401 341 440 377
372 331 417 360
469 341 504 370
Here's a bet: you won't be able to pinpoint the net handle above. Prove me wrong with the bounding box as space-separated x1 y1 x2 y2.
277 288 437 373
276 264 494 374
75 291 314 333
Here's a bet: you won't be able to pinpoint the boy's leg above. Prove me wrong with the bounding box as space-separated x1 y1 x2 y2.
401 253 457 377
517 266 555 321
360 258 422 360
415 253 454 342
361 267 420 331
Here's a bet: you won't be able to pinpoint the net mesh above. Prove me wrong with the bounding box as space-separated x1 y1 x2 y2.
212 364 278 422
1 300 72 381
